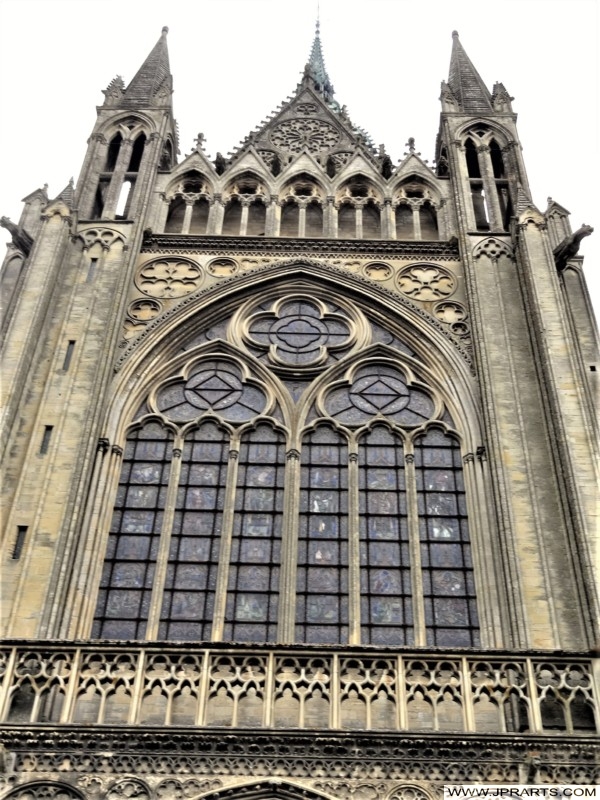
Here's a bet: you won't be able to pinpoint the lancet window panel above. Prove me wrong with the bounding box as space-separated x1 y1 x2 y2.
414 428 479 646
359 426 412 646
296 425 349 645
93 421 173 641
225 424 286 642
158 422 229 641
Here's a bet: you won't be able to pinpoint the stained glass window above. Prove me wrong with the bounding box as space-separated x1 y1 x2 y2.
359 426 412 646
225 424 285 642
414 428 479 646
159 422 228 641
93 421 172 640
296 426 349 644
95 294 481 647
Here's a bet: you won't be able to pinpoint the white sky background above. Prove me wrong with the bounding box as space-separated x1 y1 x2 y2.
0 0 598 313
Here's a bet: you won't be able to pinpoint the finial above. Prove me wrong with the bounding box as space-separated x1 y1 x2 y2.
452 30 459 38
162 26 169 35
403 138 420 156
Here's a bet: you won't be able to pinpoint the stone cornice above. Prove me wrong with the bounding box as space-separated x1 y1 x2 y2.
141 233 461 261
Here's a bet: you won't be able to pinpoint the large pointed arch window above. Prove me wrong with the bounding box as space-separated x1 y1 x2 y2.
94 291 480 647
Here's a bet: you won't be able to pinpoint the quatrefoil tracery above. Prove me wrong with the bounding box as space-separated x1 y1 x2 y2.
242 296 357 369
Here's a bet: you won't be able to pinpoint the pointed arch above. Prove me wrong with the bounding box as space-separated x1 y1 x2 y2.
105 132 123 172
3 784 85 800
280 200 300 237
67 265 502 645
222 197 243 235
203 780 333 800
305 199 324 237
127 132 146 172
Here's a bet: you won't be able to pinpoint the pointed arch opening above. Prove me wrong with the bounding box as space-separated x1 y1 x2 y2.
247 199 267 236
420 202 439 240
128 133 146 172
190 197 210 234
89 271 488 647
362 201 381 239
280 201 300 237
337 203 356 238
105 132 123 172
305 201 324 237
395 204 413 239
165 197 186 233
222 198 243 235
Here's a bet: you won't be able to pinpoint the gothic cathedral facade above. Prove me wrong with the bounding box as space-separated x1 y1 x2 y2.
0 24 598 799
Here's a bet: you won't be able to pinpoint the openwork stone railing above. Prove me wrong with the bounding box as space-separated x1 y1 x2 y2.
0 643 597 735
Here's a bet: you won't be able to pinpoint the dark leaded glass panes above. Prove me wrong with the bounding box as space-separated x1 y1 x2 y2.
414 428 479 647
359 426 413 645
93 421 172 640
326 363 435 426
159 422 229 641
296 425 349 644
224 424 285 642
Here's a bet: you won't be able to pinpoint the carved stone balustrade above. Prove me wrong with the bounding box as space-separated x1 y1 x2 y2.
0 643 597 735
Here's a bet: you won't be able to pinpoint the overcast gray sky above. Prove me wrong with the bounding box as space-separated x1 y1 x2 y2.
0 0 598 311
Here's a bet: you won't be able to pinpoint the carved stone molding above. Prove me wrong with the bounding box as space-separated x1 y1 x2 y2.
141 233 460 261
3 729 598 788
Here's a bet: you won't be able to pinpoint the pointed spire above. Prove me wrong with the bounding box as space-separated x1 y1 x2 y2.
123 26 172 107
304 18 335 102
52 178 75 208
447 31 492 113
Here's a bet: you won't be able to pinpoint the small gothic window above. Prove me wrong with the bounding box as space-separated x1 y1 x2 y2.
280 201 299 237
420 203 438 240
395 205 413 240
305 202 324 237
471 184 490 231
338 204 356 239
362 202 381 239
247 200 266 236
105 133 122 172
165 197 186 233
190 198 210 234
465 139 481 178
127 134 146 172
490 140 505 178
92 177 110 220
222 198 243 235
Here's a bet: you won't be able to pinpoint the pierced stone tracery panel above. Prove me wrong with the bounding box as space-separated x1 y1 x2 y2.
324 363 437 427
271 118 341 154
397 265 456 301
155 359 268 423
234 294 367 372
135 258 203 298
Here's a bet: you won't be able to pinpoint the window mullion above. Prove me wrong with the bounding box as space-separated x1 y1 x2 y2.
405 439 426 646
210 437 240 641
278 448 301 643
477 145 503 229
348 445 361 645
145 434 184 640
